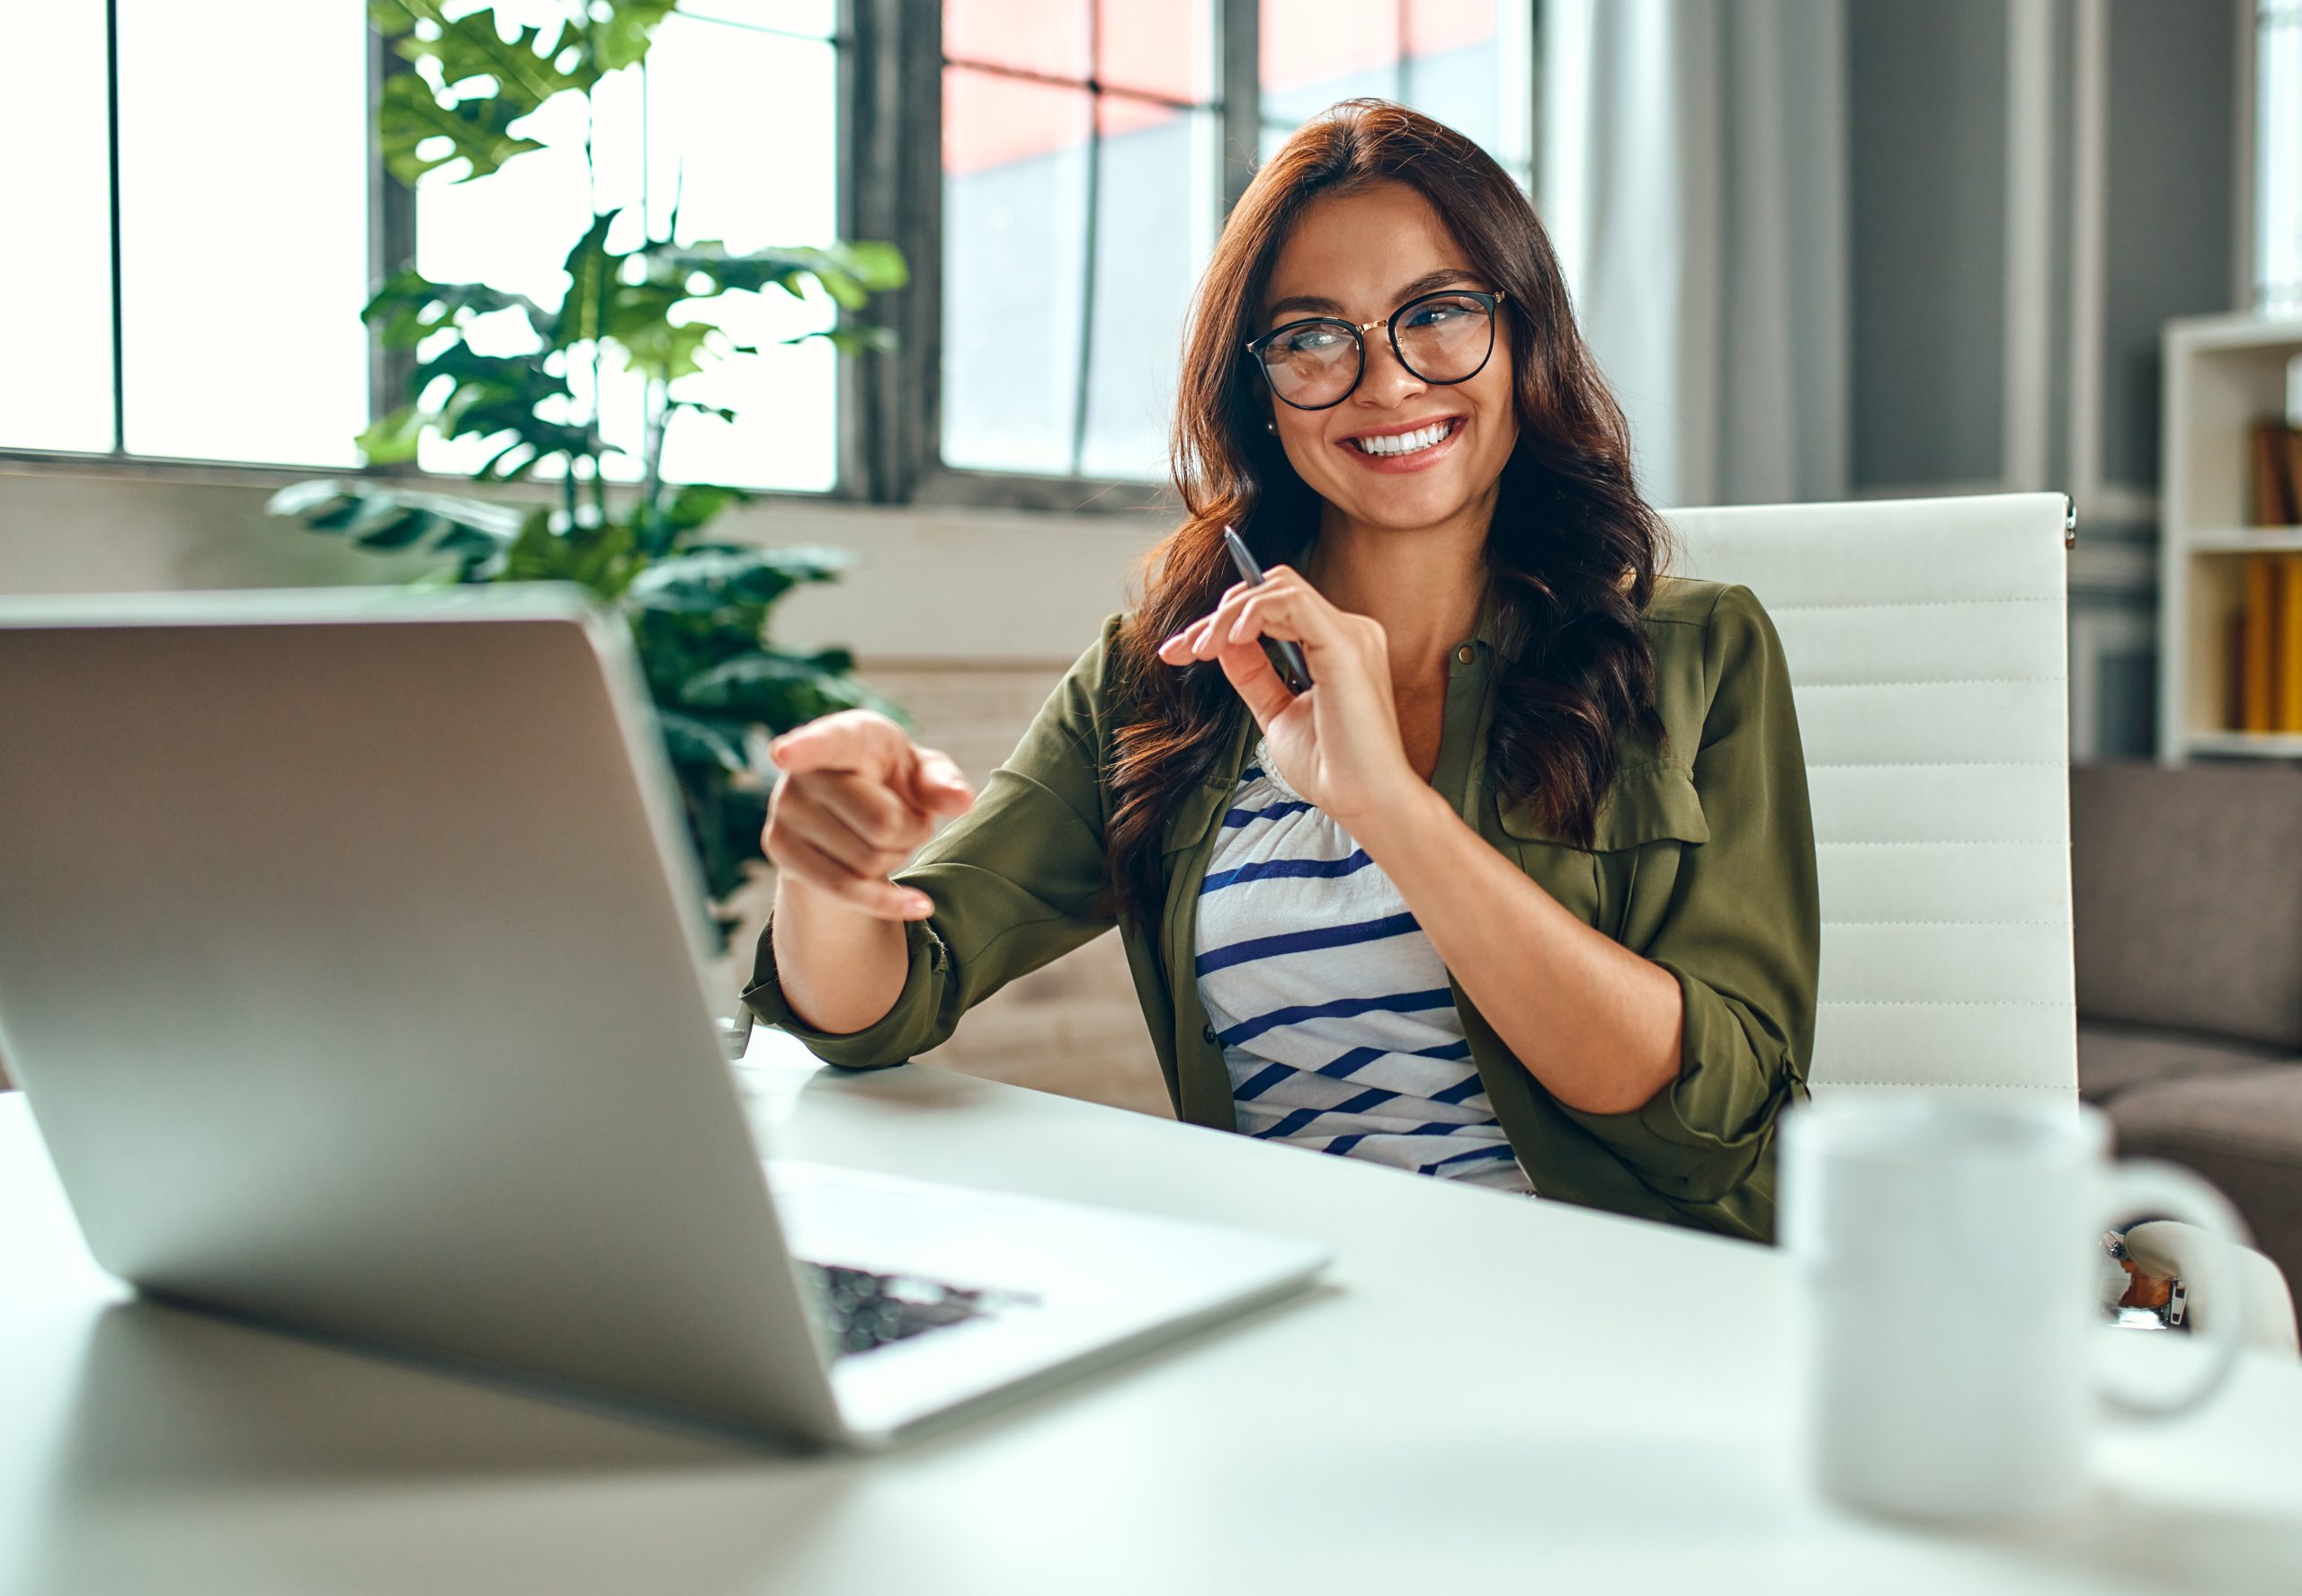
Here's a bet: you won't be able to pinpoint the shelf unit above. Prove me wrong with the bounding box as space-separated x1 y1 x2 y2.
2157 314 2302 762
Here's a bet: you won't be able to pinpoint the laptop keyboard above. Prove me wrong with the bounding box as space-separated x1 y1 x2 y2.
798 1262 999 1359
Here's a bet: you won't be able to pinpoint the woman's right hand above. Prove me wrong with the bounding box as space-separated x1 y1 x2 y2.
763 709 975 921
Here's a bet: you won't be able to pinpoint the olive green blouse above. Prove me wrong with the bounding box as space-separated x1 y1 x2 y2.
743 576 1821 1244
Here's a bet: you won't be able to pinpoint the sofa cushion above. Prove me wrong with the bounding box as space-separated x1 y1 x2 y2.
2071 763 2302 1049
2107 1064 2302 1297
2076 1020 2292 1104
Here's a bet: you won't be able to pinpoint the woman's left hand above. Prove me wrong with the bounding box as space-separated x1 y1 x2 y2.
1155 566 1422 825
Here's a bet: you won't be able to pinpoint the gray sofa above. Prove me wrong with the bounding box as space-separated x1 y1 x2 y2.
2073 762 2302 1297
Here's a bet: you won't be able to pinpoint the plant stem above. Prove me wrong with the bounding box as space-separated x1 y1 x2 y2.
642 379 667 550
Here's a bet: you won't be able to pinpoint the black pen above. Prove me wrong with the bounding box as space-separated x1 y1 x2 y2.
1221 525 1315 694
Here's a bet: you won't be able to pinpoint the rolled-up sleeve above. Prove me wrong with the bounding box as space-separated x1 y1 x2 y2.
1557 584 1821 1209
741 616 1123 1067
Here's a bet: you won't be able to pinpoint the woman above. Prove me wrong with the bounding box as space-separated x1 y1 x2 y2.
744 99 1820 1242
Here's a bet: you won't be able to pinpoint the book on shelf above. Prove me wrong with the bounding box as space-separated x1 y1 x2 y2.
2282 557 2302 734
2230 551 2302 733
2253 418 2302 527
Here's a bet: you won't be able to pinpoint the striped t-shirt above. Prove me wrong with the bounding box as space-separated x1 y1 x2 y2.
1192 736 1535 1194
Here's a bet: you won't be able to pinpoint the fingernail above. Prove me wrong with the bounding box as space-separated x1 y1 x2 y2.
904 893 933 916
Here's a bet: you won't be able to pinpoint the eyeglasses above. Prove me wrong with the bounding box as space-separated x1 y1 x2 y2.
1244 289 1506 411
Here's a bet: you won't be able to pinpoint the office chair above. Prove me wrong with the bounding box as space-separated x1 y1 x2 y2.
1665 491 2078 1099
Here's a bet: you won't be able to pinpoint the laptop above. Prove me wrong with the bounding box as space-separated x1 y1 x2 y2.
0 584 1328 1449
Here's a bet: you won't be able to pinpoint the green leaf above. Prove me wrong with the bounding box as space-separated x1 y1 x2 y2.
621 317 720 382
368 0 451 39
393 10 595 115
642 238 910 308
391 343 599 476
657 709 751 772
796 321 900 355
623 546 854 614
679 649 890 730
379 73 546 186
354 405 428 465
267 481 533 568
580 0 679 73
656 482 756 534
363 268 545 351
549 210 625 350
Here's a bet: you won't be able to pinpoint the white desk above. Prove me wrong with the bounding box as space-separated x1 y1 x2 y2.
3 1034 2298 1596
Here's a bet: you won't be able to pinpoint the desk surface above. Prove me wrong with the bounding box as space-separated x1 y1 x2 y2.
3 1036 2298 1596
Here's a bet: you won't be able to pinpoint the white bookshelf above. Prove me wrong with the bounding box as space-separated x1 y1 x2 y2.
2156 314 2302 762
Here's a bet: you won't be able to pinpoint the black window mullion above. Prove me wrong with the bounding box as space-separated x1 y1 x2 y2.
1070 4 1104 478
366 22 417 469
1221 0 1259 214
103 0 125 456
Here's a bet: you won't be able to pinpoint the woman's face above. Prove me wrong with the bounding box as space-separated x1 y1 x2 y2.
1254 181 1519 534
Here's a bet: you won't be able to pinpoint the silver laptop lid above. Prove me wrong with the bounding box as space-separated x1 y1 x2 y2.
0 584 843 1443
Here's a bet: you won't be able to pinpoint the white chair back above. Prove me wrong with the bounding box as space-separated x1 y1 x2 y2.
1664 492 2075 1098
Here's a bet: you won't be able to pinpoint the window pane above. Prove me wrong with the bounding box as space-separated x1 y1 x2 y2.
1260 0 1403 127
1263 0 1532 184
1080 99 1218 481
645 13 839 493
116 0 370 464
2262 4 2302 314
941 67 1091 476
415 10 838 493
944 0 1091 80
1099 0 1215 103
0 4 113 453
680 1 836 38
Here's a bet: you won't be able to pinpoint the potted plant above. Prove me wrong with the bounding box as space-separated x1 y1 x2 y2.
272 0 905 943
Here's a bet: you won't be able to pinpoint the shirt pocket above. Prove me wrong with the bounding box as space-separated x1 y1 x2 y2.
1495 760 1709 939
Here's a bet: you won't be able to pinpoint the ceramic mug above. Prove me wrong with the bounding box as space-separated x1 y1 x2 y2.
1780 1096 2250 1523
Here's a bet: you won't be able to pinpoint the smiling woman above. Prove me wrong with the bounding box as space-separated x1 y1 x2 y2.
745 99 1821 1244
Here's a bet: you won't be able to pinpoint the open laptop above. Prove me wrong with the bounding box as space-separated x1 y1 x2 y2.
0 584 1327 1449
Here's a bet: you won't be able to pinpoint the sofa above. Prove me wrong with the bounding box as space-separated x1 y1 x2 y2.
2073 762 2302 1297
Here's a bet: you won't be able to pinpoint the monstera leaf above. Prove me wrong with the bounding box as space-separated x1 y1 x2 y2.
377 73 546 185
266 481 535 570
363 269 546 350
622 546 854 614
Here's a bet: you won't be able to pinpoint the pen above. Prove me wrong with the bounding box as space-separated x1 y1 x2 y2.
1221 525 1316 694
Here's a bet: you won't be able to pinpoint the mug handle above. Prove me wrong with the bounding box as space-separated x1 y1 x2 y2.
2099 1158 2252 1420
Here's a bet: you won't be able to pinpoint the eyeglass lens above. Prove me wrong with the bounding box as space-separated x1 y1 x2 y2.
1257 293 1495 409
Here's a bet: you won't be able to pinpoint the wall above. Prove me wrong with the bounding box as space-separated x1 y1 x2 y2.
0 461 1171 1110
1844 0 2247 760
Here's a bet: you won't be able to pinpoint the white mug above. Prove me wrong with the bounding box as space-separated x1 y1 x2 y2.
1780 1096 2250 1523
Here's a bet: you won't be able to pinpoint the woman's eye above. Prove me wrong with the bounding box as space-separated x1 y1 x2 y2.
1276 328 1343 356
1408 299 1478 328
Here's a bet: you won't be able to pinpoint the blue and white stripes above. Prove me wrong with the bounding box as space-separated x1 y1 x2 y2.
1192 738 1534 1195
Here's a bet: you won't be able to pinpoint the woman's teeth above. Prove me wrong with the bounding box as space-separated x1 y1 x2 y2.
1351 420 1455 456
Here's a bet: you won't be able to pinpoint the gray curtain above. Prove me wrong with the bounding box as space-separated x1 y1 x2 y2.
1540 0 1850 508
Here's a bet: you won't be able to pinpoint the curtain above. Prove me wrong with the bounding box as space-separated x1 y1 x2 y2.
1540 0 1850 508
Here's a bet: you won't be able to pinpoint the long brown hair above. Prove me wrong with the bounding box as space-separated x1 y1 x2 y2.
1105 98 1669 923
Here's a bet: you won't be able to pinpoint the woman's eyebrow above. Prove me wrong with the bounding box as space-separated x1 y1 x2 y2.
1263 269 1480 323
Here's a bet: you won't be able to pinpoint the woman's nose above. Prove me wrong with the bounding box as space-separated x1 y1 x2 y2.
1355 331 1426 405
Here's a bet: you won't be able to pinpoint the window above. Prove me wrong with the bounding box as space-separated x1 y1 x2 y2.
2261 0 2301 315
0 0 371 466
940 3 1223 483
2 3 1539 506
415 1 843 492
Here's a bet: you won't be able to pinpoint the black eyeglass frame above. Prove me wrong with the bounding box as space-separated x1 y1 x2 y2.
1243 288 1509 412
